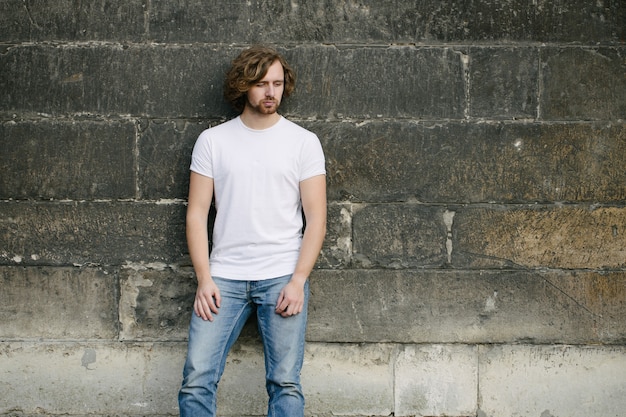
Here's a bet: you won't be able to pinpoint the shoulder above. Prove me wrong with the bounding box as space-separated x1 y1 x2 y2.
204 117 240 135
278 117 318 140
196 118 240 143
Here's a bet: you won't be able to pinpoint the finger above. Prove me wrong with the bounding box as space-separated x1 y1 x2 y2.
280 302 299 317
194 299 207 320
195 299 210 321
213 290 221 309
276 304 287 315
205 294 218 314
276 300 290 316
196 296 217 321
275 292 287 313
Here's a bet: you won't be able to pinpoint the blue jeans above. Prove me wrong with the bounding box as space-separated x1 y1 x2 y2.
178 275 309 417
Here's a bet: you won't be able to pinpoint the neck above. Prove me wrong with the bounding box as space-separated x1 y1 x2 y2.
239 109 281 130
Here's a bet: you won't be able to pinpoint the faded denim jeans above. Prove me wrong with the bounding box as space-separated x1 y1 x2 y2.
178 275 309 417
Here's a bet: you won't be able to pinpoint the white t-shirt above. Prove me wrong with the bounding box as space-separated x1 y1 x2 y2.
190 116 326 280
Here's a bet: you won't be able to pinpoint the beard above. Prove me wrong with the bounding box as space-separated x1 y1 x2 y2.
246 96 280 115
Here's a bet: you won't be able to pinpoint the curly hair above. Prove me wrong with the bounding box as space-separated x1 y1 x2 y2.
224 45 296 113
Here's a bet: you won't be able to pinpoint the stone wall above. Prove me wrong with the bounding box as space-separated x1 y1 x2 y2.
1 1 625 416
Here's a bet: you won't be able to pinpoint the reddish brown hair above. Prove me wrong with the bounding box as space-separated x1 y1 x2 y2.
224 45 296 113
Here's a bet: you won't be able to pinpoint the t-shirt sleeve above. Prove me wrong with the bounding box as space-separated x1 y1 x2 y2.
189 130 214 178
299 133 326 181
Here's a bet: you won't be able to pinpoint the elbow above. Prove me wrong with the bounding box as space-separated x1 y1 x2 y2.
303 214 326 239
186 210 207 231
314 216 327 239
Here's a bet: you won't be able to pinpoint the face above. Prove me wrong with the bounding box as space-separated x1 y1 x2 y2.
245 60 285 115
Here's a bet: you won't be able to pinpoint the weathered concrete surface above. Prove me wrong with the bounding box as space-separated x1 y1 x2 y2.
0 45 465 120
395 344 477 417
138 119 208 200
1 0 625 416
469 47 539 119
351 204 448 269
0 266 117 340
288 46 466 119
0 44 233 118
317 202 352 269
2 45 623 146
2 342 623 417
149 0 625 44
453 206 626 269
0 342 391 416
0 0 146 42
307 269 626 344
119 263 195 341
478 345 626 417
0 342 184 416
0 201 187 266
326 203 626 270
2 0 624 44
314 121 626 203
4 118 623 204
13 264 617 345
542 47 626 120
303 343 394 416
0 119 136 200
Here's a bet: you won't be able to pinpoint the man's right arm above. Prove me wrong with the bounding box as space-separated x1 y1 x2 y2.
186 171 221 321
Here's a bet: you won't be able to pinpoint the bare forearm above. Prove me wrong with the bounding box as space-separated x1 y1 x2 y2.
292 174 327 285
186 215 212 281
292 217 326 284
186 172 214 284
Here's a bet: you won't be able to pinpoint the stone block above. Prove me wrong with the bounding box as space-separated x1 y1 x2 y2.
217 337 395 416
307 269 626 344
422 0 625 44
0 0 145 42
287 45 465 119
453 206 626 269
0 119 136 200
531 0 626 44
146 0 625 44
0 341 394 416
395 344 478 416
312 120 626 203
1 1 623 46
478 344 626 417
0 44 466 120
0 201 187 266
541 47 626 120
351 203 448 269
469 47 539 119
119 264 196 341
0 266 117 340
303 343 394 416
318 202 353 269
311 120 429 202
138 119 208 200
213 341 267 416
0 342 185 415
0 44 234 118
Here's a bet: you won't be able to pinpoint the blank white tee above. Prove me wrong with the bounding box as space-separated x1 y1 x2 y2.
190 116 326 280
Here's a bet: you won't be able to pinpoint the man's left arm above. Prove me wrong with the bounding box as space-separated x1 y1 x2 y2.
275 174 327 317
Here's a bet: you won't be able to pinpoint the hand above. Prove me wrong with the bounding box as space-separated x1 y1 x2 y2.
275 278 306 317
194 278 221 321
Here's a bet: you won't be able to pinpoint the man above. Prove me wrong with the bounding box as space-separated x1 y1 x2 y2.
178 45 327 417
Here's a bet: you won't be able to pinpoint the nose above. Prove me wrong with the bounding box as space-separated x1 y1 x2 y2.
266 84 275 97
